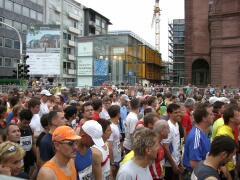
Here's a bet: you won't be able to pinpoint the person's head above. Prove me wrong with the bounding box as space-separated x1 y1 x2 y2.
0 129 6 144
90 93 97 101
96 118 112 142
35 89 41 99
209 135 237 167
5 123 20 143
18 109 33 130
0 106 7 120
120 94 130 106
213 101 225 114
184 98 195 111
0 142 25 176
52 126 81 158
223 104 240 126
64 105 78 120
28 98 41 114
193 103 213 125
132 128 159 160
80 120 104 148
40 90 52 103
147 96 157 107
92 99 103 111
81 102 94 120
165 92 172 100
9 96 19 108
12 104 22 119
48 110 66 127
130 98 140 110
140 100 147 109
167 103 181 122
40 113 49 130
143 113 159 129
153 120 170 140
107 105 120 119
102 96 111 110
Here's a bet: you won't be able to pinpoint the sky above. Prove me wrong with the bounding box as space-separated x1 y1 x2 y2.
77 0 184 61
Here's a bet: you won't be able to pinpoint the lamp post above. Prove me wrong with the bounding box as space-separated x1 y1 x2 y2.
0 21 23 63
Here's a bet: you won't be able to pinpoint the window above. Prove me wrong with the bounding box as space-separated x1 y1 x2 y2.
14 41 20 49
68 5 72 12
4 19 12 29
0 17 2 27
73 21 78 28
30 10 36 19
23 42 26 50
96 19 100 26
0 0 3 8
14 3 21 14
74 8 79 15
0 57 2 66
13 21 21 31
37 0 43 6
4 57 11 67
37 13 43 21
63 33 67 40
4 38 12 48
13 59 20 68
0 37 2 46
68 34 71 40
5 0 13 11
22 7 29 17
102 22 105 29
22 24 27 33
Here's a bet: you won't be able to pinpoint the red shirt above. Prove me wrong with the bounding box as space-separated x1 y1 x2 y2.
93 112 100 120
181 110 192 136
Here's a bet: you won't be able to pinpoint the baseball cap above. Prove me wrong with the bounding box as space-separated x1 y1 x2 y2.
209 97 219 105
218 97 230 104
64 105 78 119
82 120 104 147
40 90 52 96
52 126 81 142
69 100 77 106
120 94 130 102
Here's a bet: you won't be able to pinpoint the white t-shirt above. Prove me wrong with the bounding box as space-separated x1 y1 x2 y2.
161 120 180 167
108 123 121 162
123 112 138 150
99 108 110 120
30 114 43 136
39 102 49 118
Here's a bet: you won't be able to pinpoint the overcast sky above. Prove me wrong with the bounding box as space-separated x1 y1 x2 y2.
77 0 184 61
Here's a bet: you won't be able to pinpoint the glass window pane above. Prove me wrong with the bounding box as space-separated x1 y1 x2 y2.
0 37 2 46
22 24 27 33
4 19 12 29
102 22 105 29
5 38 12 48
13 21 21 32
13 59 20 68
14 3 21 14
37 13 43 21
0 0 3 8
5 0 13 11
4 57 11 67
14 41 20 49
22 7 29 17
0 57 2 66
37 0 43 6
30 10 36 19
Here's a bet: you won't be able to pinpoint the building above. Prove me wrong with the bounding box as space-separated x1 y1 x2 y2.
76 30 163 86
185 0 240 87
0 0 44 81
168 19 185 86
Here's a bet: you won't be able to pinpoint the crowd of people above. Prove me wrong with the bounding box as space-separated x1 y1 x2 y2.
0 83 239 180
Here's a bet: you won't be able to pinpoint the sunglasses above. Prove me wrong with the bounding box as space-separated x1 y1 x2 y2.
59 141 77 147
3 145 16 155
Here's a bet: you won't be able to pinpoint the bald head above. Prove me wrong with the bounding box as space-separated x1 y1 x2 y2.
153 120 170 141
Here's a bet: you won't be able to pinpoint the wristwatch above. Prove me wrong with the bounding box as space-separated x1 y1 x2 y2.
110 163 115 166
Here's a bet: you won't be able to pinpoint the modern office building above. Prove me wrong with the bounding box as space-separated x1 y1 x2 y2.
0 0 44 81
185 0 240 87
168 19 185 86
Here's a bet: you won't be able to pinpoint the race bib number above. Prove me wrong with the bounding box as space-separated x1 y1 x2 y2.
20 136 32 151
78 165 92 180
103 170 110 180
160 160 165 177
117 141 121 153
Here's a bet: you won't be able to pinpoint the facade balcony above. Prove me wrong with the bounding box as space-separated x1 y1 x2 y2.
68 69 76 75
56 20 60 25
89 33 95 36
68 26 80 35
68 40 75 47
68 54 75 61
89 21 96 28
56 5 61 13
68 12 80 21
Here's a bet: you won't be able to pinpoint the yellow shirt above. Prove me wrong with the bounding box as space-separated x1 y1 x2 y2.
212 118 224 139
120 150 134 166
216 125 235 171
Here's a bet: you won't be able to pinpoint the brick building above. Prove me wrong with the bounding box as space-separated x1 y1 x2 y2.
185 0 240 88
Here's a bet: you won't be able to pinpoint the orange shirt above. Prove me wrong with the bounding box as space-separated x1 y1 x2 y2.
43 160 76 180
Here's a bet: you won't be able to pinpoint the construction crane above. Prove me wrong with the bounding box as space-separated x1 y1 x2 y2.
151 0 161 52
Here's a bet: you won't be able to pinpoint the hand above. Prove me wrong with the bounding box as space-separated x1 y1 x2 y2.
110 165 116 171
0 164 11 176
172 163 181 174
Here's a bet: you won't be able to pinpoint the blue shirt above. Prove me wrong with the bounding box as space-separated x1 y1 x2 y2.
6 110 13 123
183 126 210 172
39 133 55 161
119 105 128 134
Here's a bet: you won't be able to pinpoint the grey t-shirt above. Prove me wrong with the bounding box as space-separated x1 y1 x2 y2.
116 159 152 180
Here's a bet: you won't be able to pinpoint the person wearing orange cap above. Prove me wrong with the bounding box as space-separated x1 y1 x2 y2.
37 126 81 180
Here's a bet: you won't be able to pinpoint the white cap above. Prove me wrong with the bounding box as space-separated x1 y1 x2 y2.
40 90 52 96
82 120 104 147
120 94 130 101
218 97 229 104
209 97 219 105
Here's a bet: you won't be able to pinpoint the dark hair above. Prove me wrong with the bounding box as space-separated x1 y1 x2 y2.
47 111 58 126
193 103 210 124
92 99 102 111
130 98 140 110
19 109 33 121
157 93 162 98
64 105 77 120
140 100 147 107
144 107 153 116
0 129 6 142
147 96 156 106
143 113 159 127
90 93 97 98
97 118 111 132
0 106 7 114
9 96 19 107
165 92 172 98
209 135 237 157
223 104 240 125
28 97 41 109
102 96 111 103
167 103 180 113
81 102 93 113
108 105 120 118
40 113 49 129
213 101 225 110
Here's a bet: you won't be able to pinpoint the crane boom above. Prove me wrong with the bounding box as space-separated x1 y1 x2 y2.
151 0 161 52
